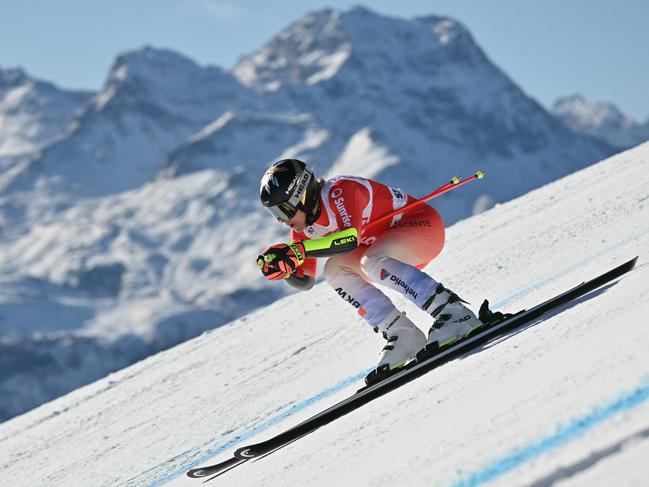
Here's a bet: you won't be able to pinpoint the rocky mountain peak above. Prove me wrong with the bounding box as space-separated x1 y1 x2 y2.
234 9 348 90
234 7 486 93
95 46 251 122
0 66 92 157
0 67 29 90
552 94 649 149
553 95 629 128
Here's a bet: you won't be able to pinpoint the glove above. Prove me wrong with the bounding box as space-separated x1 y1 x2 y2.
257 242 306 280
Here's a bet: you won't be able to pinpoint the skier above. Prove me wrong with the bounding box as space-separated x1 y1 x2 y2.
257 158 482 378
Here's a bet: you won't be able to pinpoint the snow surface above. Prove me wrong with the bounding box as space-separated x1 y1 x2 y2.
1 141 647 487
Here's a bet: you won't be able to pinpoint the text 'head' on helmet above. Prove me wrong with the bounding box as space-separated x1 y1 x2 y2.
260 159 317 221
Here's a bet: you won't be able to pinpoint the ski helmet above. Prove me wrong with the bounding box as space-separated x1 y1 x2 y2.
260 159 317 221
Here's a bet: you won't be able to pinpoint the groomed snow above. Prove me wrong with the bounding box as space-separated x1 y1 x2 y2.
1 142 648 487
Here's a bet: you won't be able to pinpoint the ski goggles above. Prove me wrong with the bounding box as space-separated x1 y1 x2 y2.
264 201 300 222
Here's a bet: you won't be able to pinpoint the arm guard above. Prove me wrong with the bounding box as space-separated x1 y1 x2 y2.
302 228 359 258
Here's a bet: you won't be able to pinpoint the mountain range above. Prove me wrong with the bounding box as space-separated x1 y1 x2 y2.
0 6 646 422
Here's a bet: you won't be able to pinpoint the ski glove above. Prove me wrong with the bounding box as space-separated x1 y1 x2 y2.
257 242 306 280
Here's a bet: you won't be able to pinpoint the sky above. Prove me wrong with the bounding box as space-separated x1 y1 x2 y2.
1 0 648 121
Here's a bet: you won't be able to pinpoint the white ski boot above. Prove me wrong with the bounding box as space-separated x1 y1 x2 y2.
375 309 426 371
423 284 482 347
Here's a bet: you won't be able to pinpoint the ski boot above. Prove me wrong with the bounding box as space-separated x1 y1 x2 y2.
364 310 426 386
421 284 482 353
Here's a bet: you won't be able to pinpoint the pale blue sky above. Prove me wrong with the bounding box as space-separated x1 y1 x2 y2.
1 0 647 120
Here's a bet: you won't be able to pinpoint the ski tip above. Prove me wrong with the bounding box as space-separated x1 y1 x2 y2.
187 468 209 478
451 176 461 184
186 456 244 478
475 170 485 179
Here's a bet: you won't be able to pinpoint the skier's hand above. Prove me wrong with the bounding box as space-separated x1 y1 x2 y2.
257 242 306 280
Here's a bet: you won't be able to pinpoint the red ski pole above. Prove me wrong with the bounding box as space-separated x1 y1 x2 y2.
362 171 485 235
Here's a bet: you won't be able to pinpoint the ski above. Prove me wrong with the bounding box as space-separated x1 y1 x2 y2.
187 256 637 479
186 457 247 480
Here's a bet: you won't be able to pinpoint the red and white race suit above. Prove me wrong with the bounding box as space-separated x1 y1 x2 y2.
291 176 446 328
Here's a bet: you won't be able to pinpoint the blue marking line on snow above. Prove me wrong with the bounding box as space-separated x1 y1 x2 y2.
450 377 649 487
149 228 647 486
146 368 373 487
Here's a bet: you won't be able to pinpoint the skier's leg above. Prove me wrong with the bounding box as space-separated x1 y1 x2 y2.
324 247 425 369
360 204 444 308
323 244 394 328
360 204 482 347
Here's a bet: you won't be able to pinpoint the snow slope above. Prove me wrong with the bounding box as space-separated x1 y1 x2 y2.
0 141 647 486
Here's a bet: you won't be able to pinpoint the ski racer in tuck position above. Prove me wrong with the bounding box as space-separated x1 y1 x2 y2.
257 158 482 379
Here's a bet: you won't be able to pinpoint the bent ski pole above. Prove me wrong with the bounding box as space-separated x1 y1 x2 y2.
362 171 485 235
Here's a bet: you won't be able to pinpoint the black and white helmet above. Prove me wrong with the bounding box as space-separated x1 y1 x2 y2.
260 159 318 221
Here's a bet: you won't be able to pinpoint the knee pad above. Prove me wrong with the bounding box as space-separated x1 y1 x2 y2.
360 254 389 279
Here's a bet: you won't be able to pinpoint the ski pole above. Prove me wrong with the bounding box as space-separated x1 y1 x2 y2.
361 171 485 235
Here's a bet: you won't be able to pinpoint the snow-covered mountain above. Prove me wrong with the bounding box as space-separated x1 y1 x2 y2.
0 141 647 487
0 7 627 422
0 67 92 157
162 111 328 178
552 94 649 150
0 169 294 421
0 48 265 421
231 7 613 217
2 47 254 197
